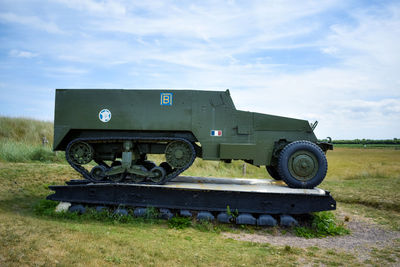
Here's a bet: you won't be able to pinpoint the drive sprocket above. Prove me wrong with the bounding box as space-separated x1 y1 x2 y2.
67 141 94 165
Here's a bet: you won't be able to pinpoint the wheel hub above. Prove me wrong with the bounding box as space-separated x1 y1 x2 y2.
174 149 183 159
289 151 318 181
292 155 315 177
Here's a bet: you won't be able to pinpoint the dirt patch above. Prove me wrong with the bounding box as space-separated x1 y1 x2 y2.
223 213 400 262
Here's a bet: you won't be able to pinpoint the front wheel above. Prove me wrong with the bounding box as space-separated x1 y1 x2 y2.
277 141 327 188
266 166 282 180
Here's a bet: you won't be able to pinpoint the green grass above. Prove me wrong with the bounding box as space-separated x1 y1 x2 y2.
294 211 350 238
168 216 192 229
0 149 398 265
0 116 53 145
323 147 400 230
0 140 65 163
365 239 400 265
0 117 399 265
0 117 63 163
334 143 400 149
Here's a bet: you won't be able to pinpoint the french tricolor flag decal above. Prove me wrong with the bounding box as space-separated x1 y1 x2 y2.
210 130 222 136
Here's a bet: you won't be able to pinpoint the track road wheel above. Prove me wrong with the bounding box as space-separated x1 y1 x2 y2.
108 161 126 182
277 141 327 189
160 162 173 174
141 160 157 171
149 166 166 184
126 165 147 183
266 166 282 180
109 172 126 183
90 165 107 181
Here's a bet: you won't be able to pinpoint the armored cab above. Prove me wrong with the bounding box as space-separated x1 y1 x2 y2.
54 89 332 188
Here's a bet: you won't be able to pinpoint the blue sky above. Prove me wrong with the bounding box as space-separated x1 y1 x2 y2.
0 0 399 139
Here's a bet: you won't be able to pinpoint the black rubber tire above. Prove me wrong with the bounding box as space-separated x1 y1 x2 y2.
140 160 157 171
277 140 327 189
149 166 166 184
160 162 173 174
266 166 282 180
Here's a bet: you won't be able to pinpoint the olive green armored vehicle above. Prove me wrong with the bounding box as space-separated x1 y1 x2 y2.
54 89 332 188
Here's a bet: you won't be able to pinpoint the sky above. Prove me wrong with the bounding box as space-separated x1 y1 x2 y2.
0 0 399 140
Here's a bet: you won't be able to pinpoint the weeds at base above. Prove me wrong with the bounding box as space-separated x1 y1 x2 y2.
33 199 163 225
294 211 350 238
0 140 65 163
168 216 192 229
34 200 350 238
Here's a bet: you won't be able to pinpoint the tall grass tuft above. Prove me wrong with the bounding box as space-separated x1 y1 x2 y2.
0 116 53 145
294 211 350 238
0 140 64 163
0 116 65 163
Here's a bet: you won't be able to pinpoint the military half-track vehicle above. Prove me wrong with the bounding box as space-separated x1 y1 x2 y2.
54 89 332 188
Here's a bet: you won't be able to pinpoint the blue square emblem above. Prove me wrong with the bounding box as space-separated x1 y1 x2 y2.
160 92 173 106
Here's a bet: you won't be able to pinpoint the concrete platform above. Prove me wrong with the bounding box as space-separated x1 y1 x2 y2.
164 176 327 195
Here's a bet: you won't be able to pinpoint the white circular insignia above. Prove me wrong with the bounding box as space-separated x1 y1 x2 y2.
99 109 111 122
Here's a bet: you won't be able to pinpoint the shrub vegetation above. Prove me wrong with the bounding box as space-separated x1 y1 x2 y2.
0 116 64 163
294 212 349 238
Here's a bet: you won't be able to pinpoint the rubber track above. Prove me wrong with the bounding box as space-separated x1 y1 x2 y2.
65 137 196 185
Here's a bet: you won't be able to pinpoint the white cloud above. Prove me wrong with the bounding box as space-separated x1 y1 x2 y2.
0 12 63 34
321 46 338 55
9 49 38 58
0 1 399 138
54 0 126 16
45 66 88 75
87 1 333 42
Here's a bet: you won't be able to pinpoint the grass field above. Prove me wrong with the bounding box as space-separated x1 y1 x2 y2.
0 117 399 266
0 117 63 163
334 143 400 149
0 147 399 266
